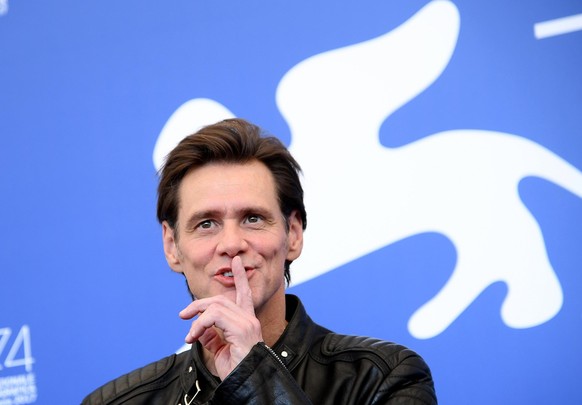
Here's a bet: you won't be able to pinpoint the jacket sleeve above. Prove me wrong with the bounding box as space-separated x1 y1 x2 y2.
210 342 313 404
372 346 437 405
321 334 437 405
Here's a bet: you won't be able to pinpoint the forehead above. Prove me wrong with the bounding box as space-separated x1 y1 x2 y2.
177 160 279 214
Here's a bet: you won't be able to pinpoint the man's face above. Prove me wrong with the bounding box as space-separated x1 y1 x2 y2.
162 160 303 315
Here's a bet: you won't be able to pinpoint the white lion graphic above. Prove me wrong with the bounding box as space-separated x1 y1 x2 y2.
153 0 582 339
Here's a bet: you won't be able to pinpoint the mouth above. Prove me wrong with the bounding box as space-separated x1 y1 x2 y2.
215 267 253 279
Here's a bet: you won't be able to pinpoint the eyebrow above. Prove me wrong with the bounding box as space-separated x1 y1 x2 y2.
183 210 223 231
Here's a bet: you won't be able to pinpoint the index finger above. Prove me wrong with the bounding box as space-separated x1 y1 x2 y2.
232 256 255 314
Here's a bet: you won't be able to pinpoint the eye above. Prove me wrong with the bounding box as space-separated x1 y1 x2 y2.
245 214 263 225
197 220 214 230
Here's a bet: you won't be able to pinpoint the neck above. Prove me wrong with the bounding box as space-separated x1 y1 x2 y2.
256 292 288 346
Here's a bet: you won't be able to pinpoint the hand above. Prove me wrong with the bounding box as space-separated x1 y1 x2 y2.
179 256 263 380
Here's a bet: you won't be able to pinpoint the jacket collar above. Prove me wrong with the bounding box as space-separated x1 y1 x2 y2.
271 294 330 370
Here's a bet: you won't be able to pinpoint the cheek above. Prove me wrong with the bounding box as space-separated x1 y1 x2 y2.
179 239 214 267
259 235 290 263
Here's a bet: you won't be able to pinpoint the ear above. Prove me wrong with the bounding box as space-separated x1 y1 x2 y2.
285 210 304 262
162 221 183 273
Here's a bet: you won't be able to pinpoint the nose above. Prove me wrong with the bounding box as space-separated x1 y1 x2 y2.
216 222 249 257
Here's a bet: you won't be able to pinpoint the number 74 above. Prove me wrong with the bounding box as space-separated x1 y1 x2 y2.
0 326 35 373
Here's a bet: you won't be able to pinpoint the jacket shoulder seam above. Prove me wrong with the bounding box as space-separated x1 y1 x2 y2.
318 334 418 374
83 354 178 404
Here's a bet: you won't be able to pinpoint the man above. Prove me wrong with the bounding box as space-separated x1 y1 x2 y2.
83 118 437 404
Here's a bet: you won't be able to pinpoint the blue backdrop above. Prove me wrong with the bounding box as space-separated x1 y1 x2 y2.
1 1 581 403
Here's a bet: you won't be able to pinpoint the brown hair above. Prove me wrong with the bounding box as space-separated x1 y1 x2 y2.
157 118 306 284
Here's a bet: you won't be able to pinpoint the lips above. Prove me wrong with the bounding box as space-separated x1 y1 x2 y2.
214 266 254 285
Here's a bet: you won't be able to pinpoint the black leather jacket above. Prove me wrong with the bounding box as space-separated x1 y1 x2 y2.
82 295 436 404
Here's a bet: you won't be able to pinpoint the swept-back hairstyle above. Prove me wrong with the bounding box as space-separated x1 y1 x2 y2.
157 118 306 284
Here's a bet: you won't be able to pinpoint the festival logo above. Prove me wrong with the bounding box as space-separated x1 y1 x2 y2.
153 0 582 339
0 326 37 405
